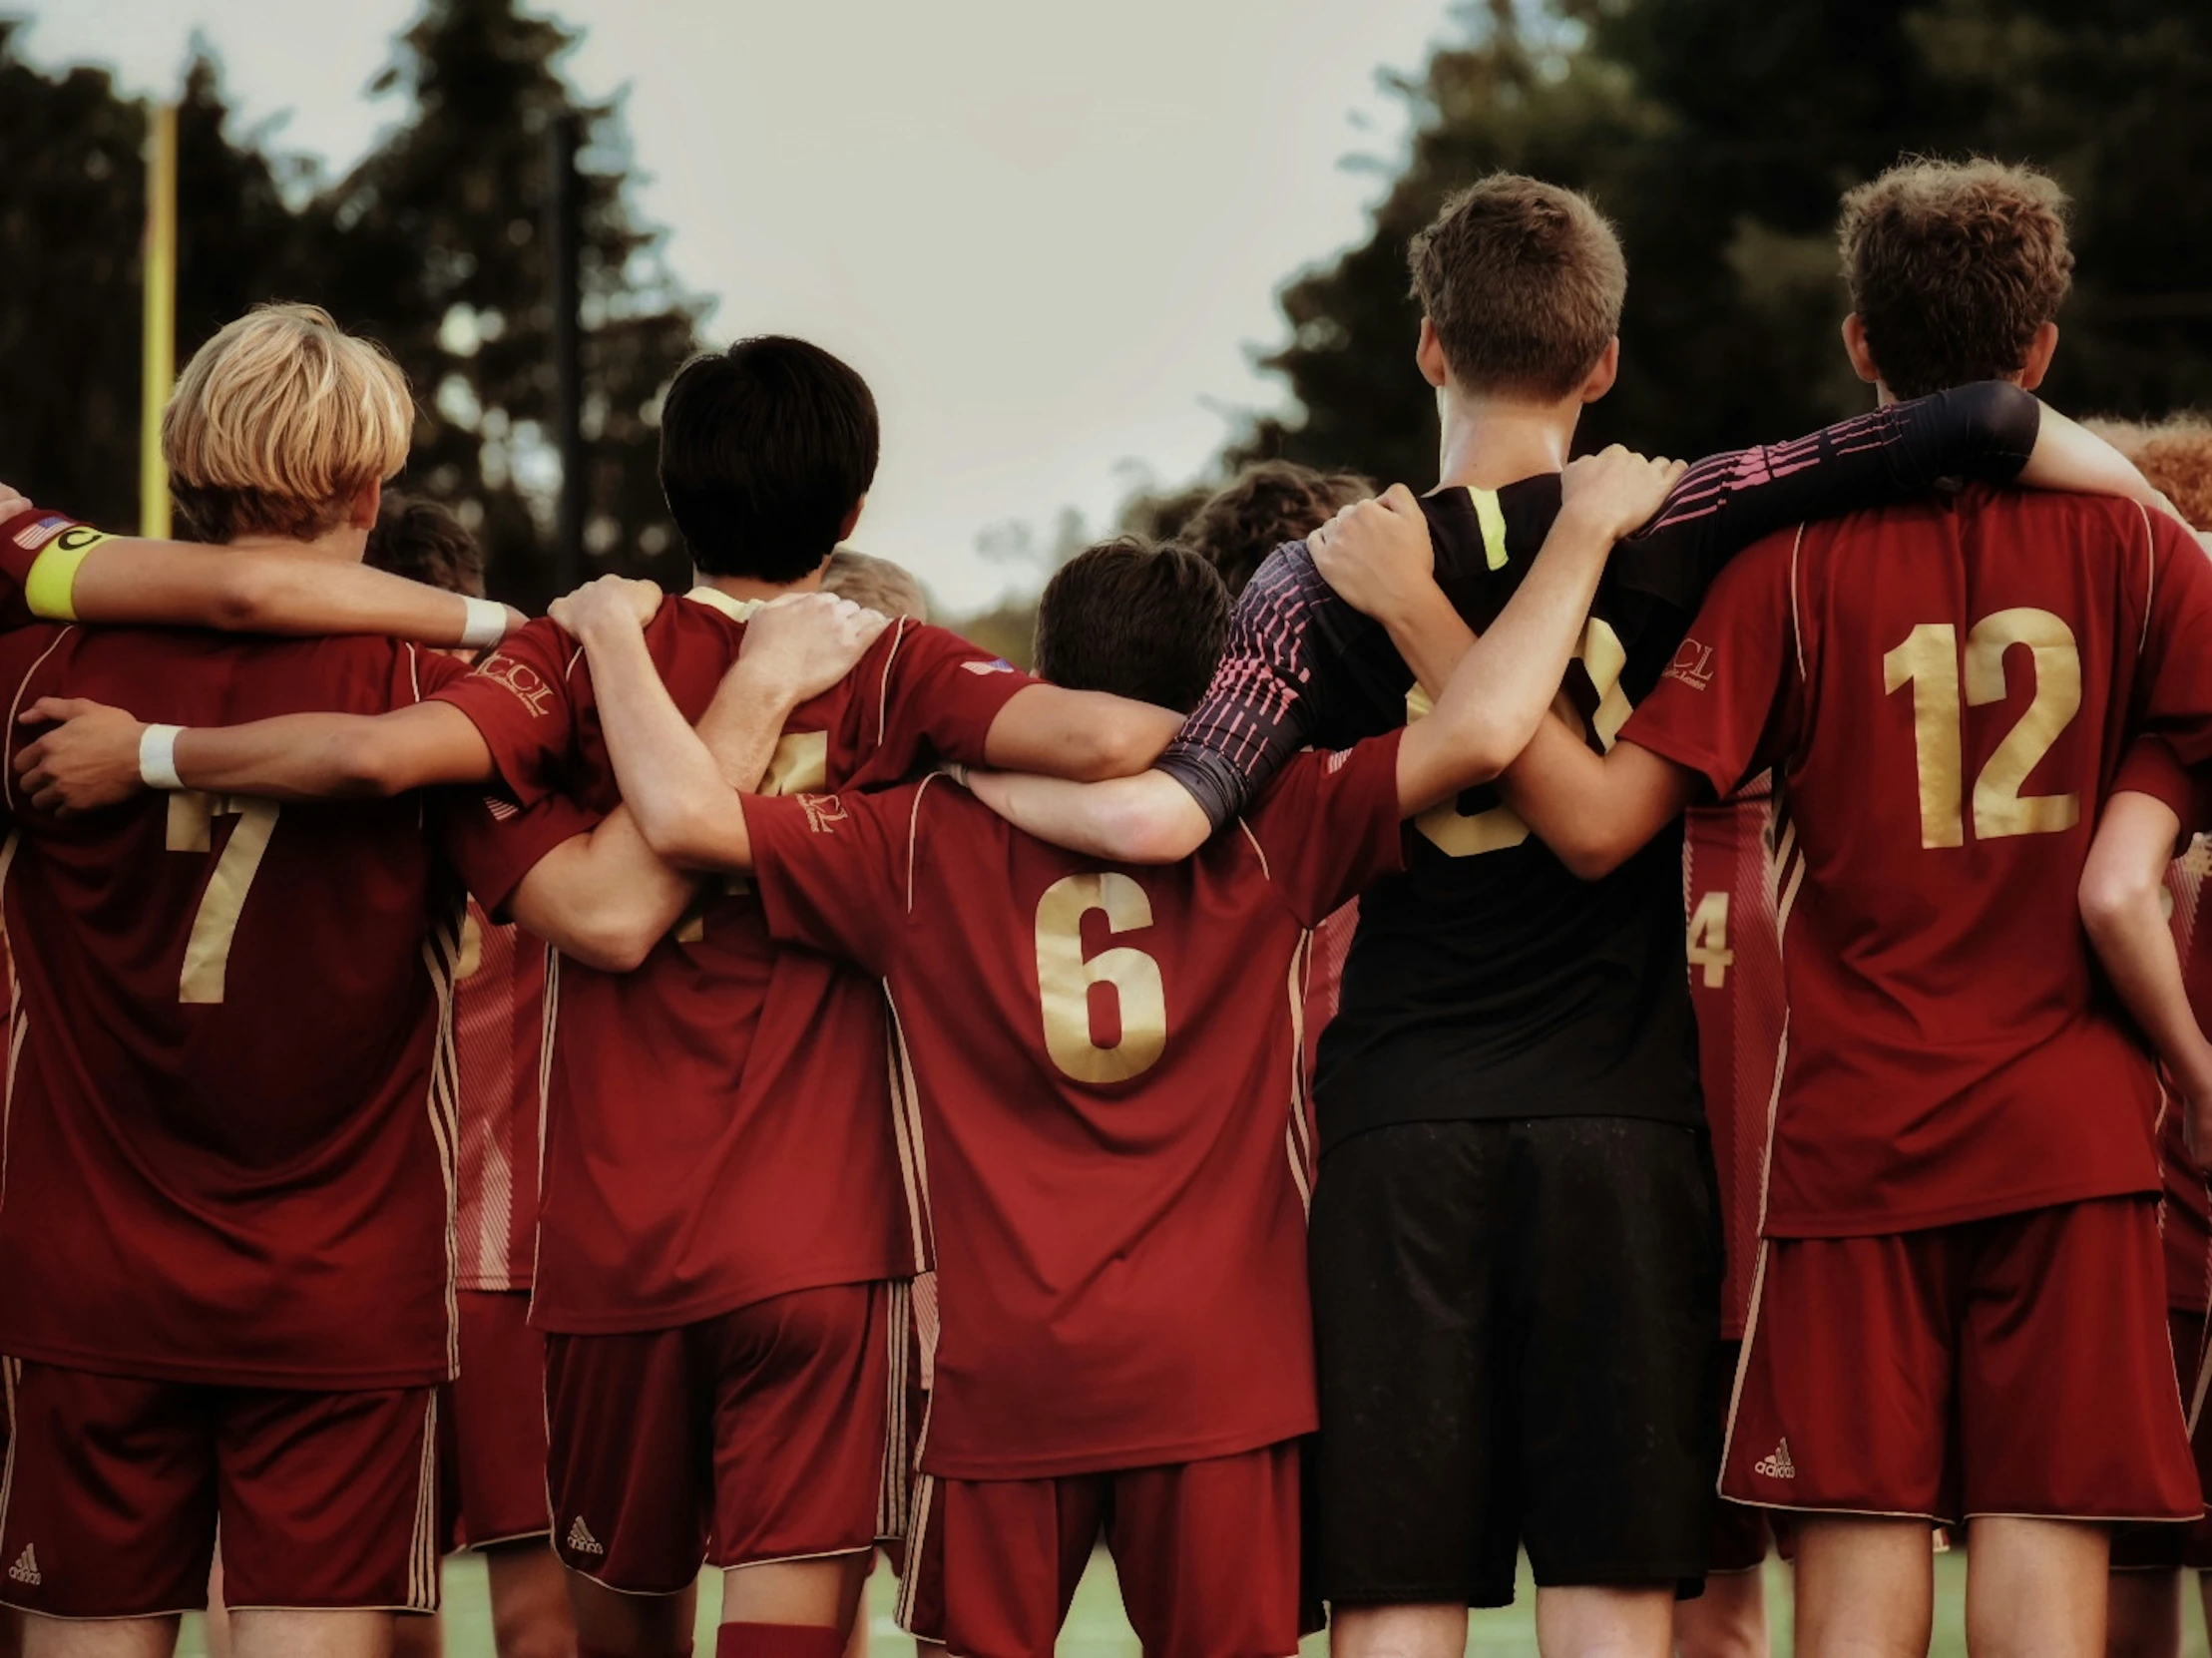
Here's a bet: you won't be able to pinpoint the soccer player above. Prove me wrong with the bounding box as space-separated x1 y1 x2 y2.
539 443 1685 1658
962 173 2170 1658
14 336 1182 1658
0 305 542 1658
364 496 577 1658
1676 781 1786 1658
1334 158 2212 1658
2070 416 2212 1658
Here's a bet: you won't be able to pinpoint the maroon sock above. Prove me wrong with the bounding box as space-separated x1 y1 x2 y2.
714 1622 847 1658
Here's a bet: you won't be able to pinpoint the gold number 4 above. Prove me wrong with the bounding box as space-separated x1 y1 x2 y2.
1034 872 1167 1084
1687 891 1733 988
1882 608 2082 851
167 792 281 1004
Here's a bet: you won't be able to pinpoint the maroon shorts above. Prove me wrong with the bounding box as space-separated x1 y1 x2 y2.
0 1358 439 1617
2112 1310 2212 1572
438 1290 552 1552
1708 1342 1770 1573
545 1280 898 1595
899 1442 1301 1658
1724 1197 2201 1524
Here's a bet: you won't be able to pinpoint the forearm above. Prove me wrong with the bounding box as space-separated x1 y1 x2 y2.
173 702 492 799
2019 403 2177 518
72 540 509 644
1400 511 1611 805
508 807 699 972
2085 890 2212 1090
983 686 1183 781
576 619 760 870
1382 588 1479 703
1491 724 1693 878
693 664 805 794
965 767 1210 863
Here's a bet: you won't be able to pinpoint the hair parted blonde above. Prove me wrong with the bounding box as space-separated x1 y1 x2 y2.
163 302 415 543
821 549 929 622
1838 157 2074 400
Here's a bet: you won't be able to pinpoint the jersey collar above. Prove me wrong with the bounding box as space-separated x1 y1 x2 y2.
682 586 765 622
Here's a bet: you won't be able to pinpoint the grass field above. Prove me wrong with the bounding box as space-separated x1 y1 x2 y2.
169 1546 2212 1657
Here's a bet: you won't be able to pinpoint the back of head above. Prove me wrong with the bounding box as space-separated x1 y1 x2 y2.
1409 174 1625 399
1033 538 1229 713
1838 157 2074 400
660 335 880 586
365 494 487 599
164 302 414 544
2083 415 2212 534
1182 462 1373 598
822 549 928 622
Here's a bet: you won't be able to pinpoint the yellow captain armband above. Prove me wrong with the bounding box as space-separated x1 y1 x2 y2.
23 525 113 622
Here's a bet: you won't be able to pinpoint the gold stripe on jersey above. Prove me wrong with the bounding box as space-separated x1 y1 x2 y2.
878 1278 913 1541
1283 934 1313 1212
420 900 467 1381
23 526 111 622
1469 488 1509 572
884 991 936 1275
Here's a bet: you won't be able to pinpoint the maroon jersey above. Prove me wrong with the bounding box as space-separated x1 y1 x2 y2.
740 736 1408 1479
432 593 1033 1332
2109 737 2212 1314
0 625 469 1387
1626 487 2212 1238
453 901 548 1293
1682 782 1786 1339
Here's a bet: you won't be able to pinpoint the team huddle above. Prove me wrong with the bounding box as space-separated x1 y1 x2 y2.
0 153 2208 1658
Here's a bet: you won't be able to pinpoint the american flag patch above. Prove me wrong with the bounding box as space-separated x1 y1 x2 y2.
483 795 519 822
12 515 72 553
961 658 1016 675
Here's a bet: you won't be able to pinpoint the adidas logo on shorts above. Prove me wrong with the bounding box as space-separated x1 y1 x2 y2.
7 1543 38 1586
566 1515 606 1556
1754 1439 1797 1480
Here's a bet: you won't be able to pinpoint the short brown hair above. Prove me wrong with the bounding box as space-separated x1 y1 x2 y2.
1838 158 2074 400
365 494 486 599
2084 415 2212 533
822 549 928 621
1033 539 1229 713
165 303 414 544
1182 462 1373 598
1409 175 1625 400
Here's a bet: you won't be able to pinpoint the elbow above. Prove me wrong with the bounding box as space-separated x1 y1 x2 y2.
328 726 417 797
2079 862 2159 946
1100 790 1208 865
1071 718 1175 783
561 919 660 975
1552 827 1636 882
204 567 284 632
631 795 724 871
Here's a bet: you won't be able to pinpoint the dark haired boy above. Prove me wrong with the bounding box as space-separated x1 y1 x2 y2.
1329 156 2212 1658
1180 462 1374 598
543 446 1682 1658
962 171 2174 1657
16 335 1180 1658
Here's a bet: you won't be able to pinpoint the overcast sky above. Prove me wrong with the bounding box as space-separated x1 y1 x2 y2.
20 0 1460 610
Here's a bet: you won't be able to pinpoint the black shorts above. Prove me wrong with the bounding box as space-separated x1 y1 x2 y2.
1308 1116 1722 1608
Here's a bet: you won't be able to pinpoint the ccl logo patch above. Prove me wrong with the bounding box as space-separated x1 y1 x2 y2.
798 792 849 835
1664 637 1716 691
474 652 555 718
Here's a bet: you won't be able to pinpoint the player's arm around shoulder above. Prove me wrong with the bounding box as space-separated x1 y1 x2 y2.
561 579 885 873
981 682 1185 784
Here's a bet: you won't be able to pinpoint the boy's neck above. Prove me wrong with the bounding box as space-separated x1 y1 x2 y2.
1435 390 1583 493
226 525 369 563
693 568 827 605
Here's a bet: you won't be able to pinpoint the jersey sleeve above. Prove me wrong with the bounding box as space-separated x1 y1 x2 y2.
1243 732 1410 928
1612 381 2040 612
426 618 584 805
740 787 911 979
2111 737 2209 851
437 788 605 921
0 510 115 623
1154 546 1336 830
2135 512 2212 772
869 621 1038 771
1619 531 1802 797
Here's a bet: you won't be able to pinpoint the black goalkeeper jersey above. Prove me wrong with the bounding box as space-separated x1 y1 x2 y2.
1155 383 2040 1146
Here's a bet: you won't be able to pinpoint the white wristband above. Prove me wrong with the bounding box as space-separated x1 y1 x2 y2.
139 724 185 792
459 597 508 650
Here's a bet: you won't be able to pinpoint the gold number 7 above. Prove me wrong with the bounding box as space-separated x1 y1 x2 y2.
167 792 281 1005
